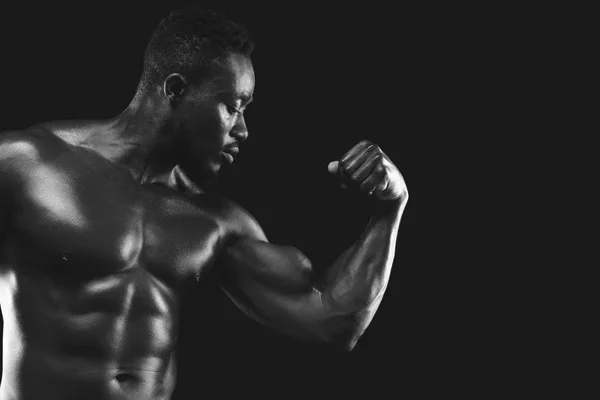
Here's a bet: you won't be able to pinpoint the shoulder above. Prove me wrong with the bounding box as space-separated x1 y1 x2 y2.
209 195 314 288
210 196 312 269
0 125 88 197
0 126 68 158
0 127 68 178
211 196 268 243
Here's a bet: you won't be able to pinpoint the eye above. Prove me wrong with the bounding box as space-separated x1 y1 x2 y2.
226 104 241 116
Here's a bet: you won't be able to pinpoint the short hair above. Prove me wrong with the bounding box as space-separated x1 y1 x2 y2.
138 6 254 91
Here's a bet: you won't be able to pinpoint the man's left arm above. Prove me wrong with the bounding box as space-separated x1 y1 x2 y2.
217 140 408 351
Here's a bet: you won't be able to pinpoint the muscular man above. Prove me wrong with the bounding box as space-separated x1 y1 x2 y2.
0 6 408 400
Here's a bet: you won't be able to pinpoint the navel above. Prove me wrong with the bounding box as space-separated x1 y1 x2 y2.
114 371 139 385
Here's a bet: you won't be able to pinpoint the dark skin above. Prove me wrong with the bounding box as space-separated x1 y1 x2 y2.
0 53 408 400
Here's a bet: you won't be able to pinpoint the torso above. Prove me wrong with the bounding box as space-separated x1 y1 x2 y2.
0 124 237 399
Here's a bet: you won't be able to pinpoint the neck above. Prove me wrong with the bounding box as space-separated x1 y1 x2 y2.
90 88 209 195
143 164 206 196
100 88 175 182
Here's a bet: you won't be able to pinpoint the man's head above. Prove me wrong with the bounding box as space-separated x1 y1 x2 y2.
139 6 255 184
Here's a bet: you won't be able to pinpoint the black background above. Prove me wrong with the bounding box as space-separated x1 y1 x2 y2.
0 1 540 398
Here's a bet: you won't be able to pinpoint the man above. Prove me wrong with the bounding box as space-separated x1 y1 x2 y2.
0 5 408 400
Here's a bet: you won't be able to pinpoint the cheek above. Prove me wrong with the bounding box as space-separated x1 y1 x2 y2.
193 109 230 139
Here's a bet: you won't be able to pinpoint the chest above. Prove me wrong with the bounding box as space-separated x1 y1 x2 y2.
8 159 222 285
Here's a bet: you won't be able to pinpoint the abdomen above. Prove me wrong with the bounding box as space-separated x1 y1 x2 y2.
1 266 180 399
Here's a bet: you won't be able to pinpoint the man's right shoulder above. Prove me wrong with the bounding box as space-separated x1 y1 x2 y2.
0 127 66 179
0 127 66 157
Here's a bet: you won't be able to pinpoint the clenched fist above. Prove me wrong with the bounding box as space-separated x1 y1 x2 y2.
328 140 408 203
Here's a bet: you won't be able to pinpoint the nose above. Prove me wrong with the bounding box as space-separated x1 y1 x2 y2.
231 114 249 142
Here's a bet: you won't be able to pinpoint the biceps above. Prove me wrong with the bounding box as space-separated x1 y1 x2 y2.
222 238 314 293
218 238 331 340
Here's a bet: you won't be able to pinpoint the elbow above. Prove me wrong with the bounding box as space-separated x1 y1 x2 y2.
331 336 361 352
315 312 370 352
321 328 364 352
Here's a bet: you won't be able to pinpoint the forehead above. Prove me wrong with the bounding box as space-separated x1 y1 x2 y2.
208 53 255 99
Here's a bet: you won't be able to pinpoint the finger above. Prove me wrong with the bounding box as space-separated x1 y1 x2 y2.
360 164 388 194
339 140 372 170
340 142 378 177
351 153 380 184
327 161 339 175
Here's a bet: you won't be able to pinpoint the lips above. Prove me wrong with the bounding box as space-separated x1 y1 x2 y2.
223 147 239 157
221 146 239 164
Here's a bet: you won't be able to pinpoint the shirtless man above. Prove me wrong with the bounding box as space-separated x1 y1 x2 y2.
0 6 408 400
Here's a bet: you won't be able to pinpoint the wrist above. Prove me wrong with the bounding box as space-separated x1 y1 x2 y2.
374 190 408 212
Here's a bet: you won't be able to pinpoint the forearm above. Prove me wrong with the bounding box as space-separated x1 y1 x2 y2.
322 198 407 314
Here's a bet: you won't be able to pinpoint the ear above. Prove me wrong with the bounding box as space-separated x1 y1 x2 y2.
163 73 188 105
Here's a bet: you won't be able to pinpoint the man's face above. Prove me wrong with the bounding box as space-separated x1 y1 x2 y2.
172 53 255 184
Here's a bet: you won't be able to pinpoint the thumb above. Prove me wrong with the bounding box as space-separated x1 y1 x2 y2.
327 161 339 175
